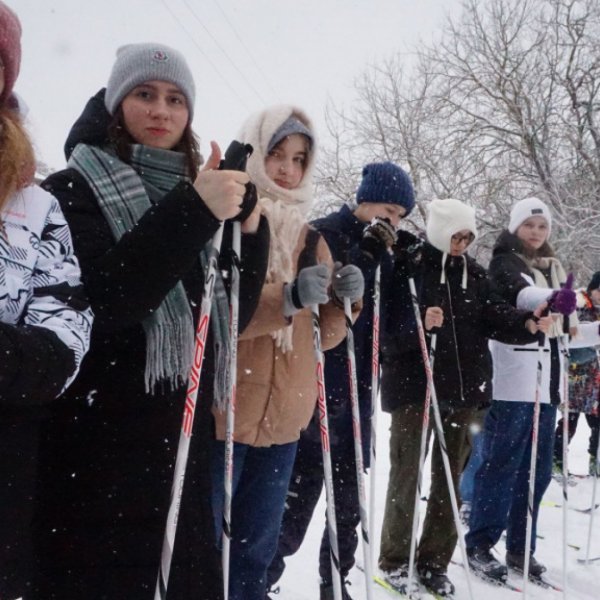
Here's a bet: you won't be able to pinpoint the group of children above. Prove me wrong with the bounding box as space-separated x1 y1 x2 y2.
1 3 600 599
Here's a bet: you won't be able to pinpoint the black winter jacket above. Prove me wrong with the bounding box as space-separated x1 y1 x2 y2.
33 90 270 600
380 231 536 413
311 205 393 465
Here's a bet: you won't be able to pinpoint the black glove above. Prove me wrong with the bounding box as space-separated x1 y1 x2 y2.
360 217 397 261
231 183 258 222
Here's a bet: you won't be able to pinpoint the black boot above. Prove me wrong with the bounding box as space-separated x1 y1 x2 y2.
506 551 547 578
467 546 508 583
319 580 353 600
418 566 455 597
379 565 420 596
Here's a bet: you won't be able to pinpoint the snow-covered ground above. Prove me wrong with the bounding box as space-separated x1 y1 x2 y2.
276 412 599 599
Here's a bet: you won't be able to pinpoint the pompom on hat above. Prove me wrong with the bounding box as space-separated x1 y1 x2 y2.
104 43 196 119
356 162 415 215
508 197 552 237
0 1 22 105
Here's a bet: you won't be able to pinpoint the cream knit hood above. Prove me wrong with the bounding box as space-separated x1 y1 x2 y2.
237 105 317 351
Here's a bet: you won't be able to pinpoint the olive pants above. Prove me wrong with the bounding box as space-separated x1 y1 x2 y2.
379 404 475 573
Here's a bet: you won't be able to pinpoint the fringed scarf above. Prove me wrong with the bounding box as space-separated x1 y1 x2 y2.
69 143 230 400
259 197 307 353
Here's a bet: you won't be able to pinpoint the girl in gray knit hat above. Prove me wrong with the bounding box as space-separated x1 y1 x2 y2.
34 42 270 600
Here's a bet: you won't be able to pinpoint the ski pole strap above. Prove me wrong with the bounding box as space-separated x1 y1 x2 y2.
297 226 321 270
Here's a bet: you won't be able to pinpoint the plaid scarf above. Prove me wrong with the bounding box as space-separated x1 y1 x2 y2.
68 143 226 395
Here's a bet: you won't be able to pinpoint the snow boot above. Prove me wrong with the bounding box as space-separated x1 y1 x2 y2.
552 461 578 486
506 551 547 578
418 566 455 597
380 565 420 596
265 585 280 599
319 579 353 600
467 546 508 583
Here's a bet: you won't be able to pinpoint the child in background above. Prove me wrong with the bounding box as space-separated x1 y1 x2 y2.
466 197 600 583
552 270 600 479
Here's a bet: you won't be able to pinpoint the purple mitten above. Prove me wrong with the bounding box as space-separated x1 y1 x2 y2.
547 273 576 316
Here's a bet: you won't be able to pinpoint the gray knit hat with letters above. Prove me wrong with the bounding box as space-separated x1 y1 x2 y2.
104 43 195 119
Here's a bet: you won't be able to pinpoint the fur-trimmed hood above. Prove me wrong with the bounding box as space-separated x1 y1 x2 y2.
238 104 316 216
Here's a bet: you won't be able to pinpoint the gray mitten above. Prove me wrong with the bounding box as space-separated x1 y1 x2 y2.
283 264 331 317
331 262 365 304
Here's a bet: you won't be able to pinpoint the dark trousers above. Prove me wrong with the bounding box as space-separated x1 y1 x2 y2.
211 440 297 600
267 407 360 587
554 412 600 466
0 420 39 600
466 400 556 556
379 404 474 573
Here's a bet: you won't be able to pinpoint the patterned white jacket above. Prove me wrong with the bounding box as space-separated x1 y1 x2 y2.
0 184 93 404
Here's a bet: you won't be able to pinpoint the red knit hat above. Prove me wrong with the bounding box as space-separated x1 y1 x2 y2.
0 1 21 105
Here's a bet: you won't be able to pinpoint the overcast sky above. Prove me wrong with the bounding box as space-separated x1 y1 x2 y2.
15 0 462 170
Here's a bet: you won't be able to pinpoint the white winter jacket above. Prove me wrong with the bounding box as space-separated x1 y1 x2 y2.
0 185 93 397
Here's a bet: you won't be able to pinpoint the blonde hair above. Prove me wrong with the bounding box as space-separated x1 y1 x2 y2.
0 105 35 210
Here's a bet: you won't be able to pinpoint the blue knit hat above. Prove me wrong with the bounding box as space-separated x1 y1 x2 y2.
356 162 415 215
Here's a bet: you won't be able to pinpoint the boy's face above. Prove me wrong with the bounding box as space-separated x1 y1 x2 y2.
264 134 309 190
590 288 600 305
353 202 406 228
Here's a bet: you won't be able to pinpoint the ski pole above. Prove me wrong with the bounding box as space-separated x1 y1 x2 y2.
559 319 570 600
343 297 374 600
369 265 380 570
155 141 252 600
407 277 475 600
222 221 241 600
584 347 600 564
311 302 343 600
155 223 224 600
407 331 436 599
523 332 545 599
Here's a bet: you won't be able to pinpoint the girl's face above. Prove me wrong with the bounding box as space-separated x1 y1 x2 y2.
121 80 189 150
353 202 407 229
516 216 549 252
449 229 475 256
265 133 309 190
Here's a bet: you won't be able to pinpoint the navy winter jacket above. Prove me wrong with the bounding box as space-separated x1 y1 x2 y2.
311 205 393 464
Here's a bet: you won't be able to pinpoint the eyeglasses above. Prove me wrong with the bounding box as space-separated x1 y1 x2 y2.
451 232 475 245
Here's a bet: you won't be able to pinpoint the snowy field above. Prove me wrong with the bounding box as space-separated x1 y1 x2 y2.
276 411 598 599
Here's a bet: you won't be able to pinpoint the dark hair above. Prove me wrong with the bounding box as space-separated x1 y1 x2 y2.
588 271 600 293
520 239 555 260
107 107 203 177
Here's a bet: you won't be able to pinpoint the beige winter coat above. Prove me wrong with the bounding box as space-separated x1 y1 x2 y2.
213 224 357 446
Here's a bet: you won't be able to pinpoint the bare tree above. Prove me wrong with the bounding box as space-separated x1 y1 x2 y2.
316 0 600 278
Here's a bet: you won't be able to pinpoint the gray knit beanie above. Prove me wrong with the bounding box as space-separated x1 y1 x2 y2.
104 43 196 119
